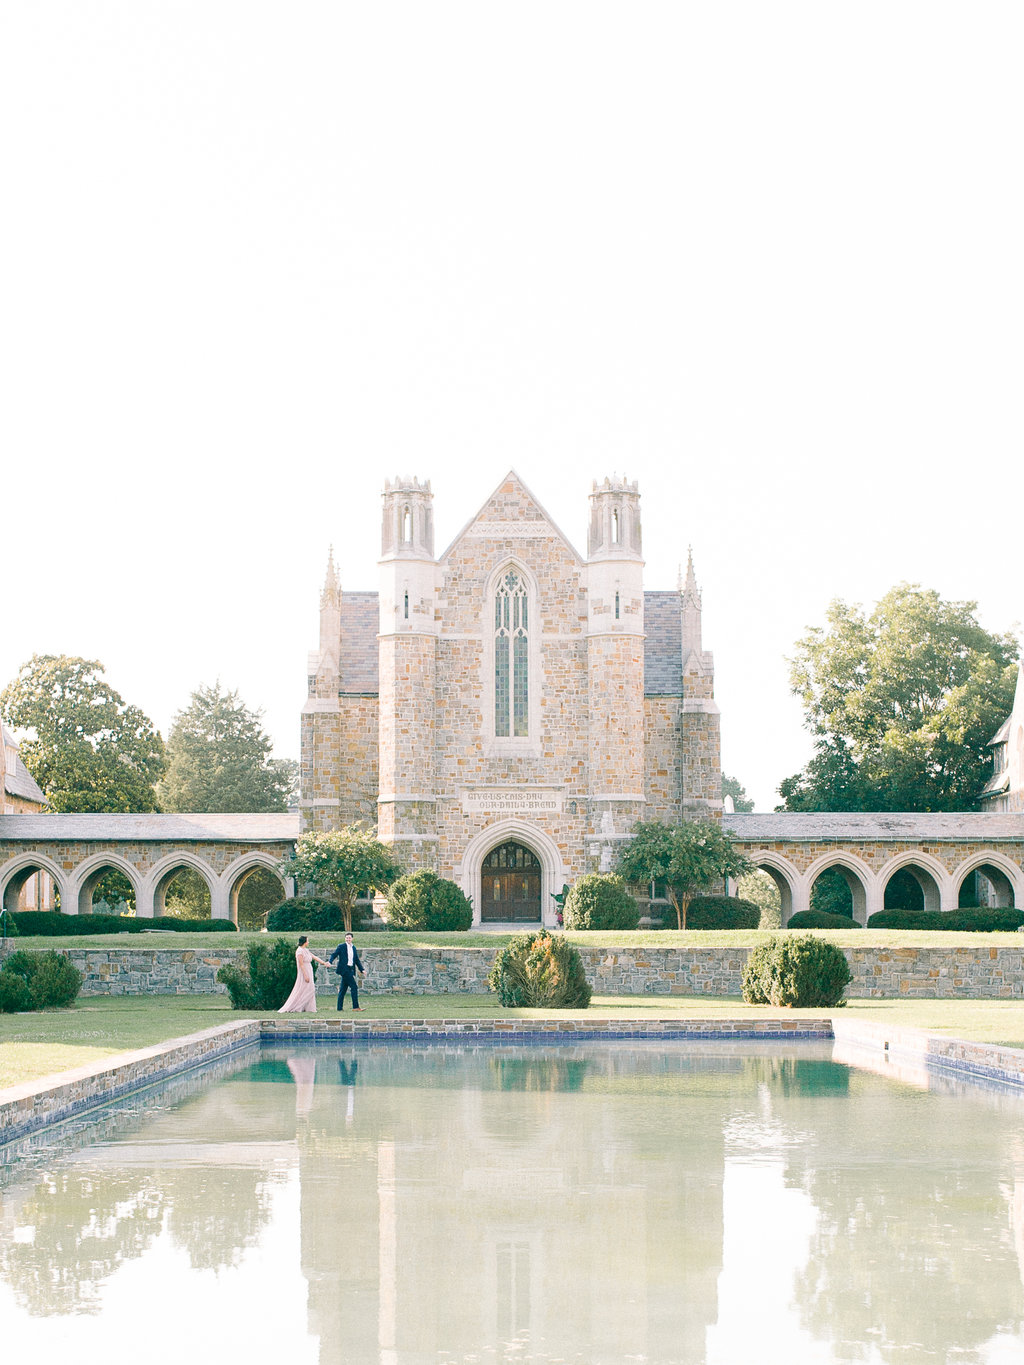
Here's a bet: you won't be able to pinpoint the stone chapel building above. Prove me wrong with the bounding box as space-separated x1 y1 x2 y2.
301 472 721 927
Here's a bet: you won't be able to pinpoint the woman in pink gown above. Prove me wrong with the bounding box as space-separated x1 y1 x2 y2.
278 936 330 1013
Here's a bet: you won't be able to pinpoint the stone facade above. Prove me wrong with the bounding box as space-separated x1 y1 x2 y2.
302 472 722 924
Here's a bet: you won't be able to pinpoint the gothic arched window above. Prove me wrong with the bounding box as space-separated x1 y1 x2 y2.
494 569 529 737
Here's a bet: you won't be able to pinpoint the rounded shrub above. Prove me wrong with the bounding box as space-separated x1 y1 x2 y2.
742 934 851 1008
149 916 239 932
217 938 303 1010
787 909 860 929
562 875 639 931
0 970 34 1012
0 948 82 1009
488 929 592 1009
266 897 346 933
685 896 760 930
385 870 473 932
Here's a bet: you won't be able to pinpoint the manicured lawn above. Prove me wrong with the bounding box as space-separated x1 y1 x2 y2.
4 991 1024 1091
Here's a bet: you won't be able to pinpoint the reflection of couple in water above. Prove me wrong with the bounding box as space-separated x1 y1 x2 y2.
286 1056 359 1121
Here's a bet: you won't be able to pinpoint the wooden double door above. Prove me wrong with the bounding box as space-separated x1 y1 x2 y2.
480 841 542 922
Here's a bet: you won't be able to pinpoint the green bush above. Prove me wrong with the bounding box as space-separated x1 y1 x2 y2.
385 870 473 931
0 909 19 938
0 970 33 1012
266 897 351 933
487 929 592 1009
217 938 304 1010
149 916 239 932
868 907 1024 931
787 909 860 929
562 875 639 931
9 911 147 937
685 896 761 930
0 948 83 1009
742 935 851 1008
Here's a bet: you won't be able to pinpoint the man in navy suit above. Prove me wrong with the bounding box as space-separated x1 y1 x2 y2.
329 932 366 1011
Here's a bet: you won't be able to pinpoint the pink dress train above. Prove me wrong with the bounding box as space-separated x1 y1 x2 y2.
278 946 319 1013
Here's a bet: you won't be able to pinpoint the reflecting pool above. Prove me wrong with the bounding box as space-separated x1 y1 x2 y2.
2 1041 1024 1364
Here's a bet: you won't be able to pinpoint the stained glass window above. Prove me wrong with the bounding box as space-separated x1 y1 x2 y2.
494 570 529 737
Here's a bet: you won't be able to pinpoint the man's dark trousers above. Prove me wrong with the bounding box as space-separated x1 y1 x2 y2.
336 968 360 1011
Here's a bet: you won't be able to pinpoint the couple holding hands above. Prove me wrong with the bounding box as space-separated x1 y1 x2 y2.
278 932 366 1014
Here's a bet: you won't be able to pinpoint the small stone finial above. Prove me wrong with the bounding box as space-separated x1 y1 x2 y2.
681 547 701 604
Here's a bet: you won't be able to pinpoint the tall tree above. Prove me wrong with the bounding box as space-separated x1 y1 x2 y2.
0 655 165 812
779 585 1019 812
159 683 294 813
617 819 751 930
722 774 755 812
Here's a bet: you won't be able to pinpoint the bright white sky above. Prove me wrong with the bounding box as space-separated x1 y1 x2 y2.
1 2 1021 810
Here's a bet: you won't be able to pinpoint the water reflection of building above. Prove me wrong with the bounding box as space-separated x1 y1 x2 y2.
293 1046 725 1365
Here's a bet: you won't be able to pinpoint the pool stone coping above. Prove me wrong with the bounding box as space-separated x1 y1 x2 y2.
3 1014 1024 1148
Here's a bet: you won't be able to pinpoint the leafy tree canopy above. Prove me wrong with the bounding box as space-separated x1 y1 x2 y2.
722 774 755 812
282 826 400 932
159 682 295 813
779 585 1019 812
617 819 751 930
0 655 165 812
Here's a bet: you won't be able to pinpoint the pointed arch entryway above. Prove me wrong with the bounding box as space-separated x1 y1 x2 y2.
458 820 566 929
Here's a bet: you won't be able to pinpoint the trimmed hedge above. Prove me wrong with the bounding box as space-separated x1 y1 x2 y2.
217 938 303 1010
149 916 238 932
488 930 592 1009
742 934 851 1008
685 896 761 930
867 907 1024 931
266 897 345 932
0 948 83 1011
787 909 860 930
9 911 148 936
385 870 473 932
562 875 639 931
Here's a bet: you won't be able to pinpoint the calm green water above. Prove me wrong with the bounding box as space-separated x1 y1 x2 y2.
2 1041 1024 1364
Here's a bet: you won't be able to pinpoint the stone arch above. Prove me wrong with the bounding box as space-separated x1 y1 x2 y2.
144 851 222 920
0 852 70 915
71 851 144 917
804 852 874 926
952 850 1023 910
742 851 799 926
222 851 288 925
878 850 950 916
458 819 566 929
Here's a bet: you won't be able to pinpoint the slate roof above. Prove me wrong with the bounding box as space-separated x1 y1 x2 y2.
643 592 683 695
0 813 300 842
339 593 380 693
334 591 683 696
724 811 1024 842
2 725 46 806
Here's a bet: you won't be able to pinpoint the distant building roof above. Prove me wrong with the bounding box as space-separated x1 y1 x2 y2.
333 591 684 697
724 811 1024 842
2 725 46 806
0 812 300 842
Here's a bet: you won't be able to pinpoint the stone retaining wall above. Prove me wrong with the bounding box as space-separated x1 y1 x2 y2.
3 941 1024 998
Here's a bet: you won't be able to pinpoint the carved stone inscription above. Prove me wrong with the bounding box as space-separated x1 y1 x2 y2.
461 789 563 816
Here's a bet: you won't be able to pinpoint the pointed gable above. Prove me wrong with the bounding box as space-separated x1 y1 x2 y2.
439 469 583 564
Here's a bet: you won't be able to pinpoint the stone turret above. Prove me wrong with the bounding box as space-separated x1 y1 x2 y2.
377 476 439 867
586 476 645 842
